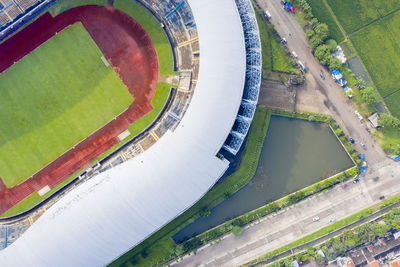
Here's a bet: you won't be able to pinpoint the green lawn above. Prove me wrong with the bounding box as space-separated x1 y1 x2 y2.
0 22 133 187
256 9 273 71
308 0 344 42
114 0 174 75
255 9 296 74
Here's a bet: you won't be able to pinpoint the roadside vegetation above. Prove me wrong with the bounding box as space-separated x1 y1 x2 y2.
254 7 298 81
292 0 400 157
250 194 400 266
114 108 358 267
307 0 344 42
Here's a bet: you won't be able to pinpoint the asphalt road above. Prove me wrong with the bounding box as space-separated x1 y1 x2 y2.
171 1 400 266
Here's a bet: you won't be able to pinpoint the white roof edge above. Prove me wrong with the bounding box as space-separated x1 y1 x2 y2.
0 0 247 266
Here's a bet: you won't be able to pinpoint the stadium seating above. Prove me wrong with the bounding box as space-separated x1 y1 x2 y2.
0 12 11 26
223 0 261 155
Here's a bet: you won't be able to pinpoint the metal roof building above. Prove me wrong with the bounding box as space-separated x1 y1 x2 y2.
0 0 248 266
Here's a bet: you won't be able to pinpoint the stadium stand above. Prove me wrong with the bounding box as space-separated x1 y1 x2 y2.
223 0 261 155
0 0 51 40
0 0 261 265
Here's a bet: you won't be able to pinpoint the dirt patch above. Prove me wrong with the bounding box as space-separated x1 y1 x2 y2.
258 80 295 111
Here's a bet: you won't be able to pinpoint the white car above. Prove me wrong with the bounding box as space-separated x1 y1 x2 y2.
312 216 320 222
265 10 272 19
355 110 363 121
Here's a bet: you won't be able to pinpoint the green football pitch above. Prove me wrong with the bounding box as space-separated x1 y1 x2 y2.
0 22 133 188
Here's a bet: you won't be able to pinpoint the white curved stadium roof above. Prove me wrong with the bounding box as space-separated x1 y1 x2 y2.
0 0 246 266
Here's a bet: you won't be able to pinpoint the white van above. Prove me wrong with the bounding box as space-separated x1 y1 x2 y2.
298 61 307 72
355 110 363 121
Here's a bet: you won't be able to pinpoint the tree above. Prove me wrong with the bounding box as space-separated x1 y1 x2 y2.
306 29 315 39
329 58 342 70
315 254 326 266
310 18 319 28
310 35 324 49
326 39 338 52
314 23 329 41
331 237 346 256
287 190 306 205
378 113 400 128
199 207 211 217
314 45 331 65
232 225 243 236
182 237 202 253
354 78 367 90
373 223 390 237
172 244 185 256
360 87 377 108
265 202 280 213
357 223 376 244
223 191 232 200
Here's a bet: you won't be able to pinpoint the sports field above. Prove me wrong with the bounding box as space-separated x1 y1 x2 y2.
0 22 133 187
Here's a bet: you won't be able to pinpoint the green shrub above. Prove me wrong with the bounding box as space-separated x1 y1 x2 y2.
232 226 243 236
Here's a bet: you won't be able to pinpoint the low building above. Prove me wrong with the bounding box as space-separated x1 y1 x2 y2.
331 45 347 64
368 113 380 128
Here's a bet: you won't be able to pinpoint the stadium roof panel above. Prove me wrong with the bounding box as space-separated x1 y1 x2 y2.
0 0 246 265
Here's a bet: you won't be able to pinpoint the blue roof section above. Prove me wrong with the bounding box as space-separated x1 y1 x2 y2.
338 78 347 86
331 69 341 75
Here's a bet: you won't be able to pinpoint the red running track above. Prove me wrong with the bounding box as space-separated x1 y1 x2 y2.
0 5 159 214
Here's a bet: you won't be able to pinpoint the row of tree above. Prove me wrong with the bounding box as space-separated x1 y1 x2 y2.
294 0 342 70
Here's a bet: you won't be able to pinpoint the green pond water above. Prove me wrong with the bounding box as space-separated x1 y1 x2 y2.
173 115 354 242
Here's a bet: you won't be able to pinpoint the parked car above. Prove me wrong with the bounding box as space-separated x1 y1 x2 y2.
292 51 298 58
373 176 380 182
379 196 385 200
320 72 325 80
355 110 363 122
312 216 320 222
353 178 360 184
350 138 355 144
330 218 337 223
265 10 272 19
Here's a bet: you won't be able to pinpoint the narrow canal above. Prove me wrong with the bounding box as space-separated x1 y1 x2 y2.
173 115 354 243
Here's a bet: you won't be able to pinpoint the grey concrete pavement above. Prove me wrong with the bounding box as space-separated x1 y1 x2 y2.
170 1 399 266
172 160 400 267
